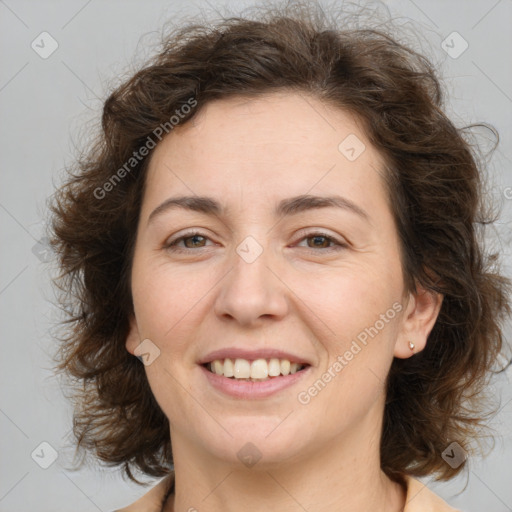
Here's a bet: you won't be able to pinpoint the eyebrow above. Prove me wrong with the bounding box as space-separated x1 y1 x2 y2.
147 194 370 225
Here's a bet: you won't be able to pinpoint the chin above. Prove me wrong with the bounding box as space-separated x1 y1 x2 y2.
196 415 310 469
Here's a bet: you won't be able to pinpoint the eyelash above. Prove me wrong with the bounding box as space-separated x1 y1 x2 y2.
165 230 347 254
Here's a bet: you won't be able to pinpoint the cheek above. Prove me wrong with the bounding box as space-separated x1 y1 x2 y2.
295 261 401 340
130 260 212 354
304 298 399 429
299 264 402 396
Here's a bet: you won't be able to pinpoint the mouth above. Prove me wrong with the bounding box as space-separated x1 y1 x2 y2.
203 357 310 382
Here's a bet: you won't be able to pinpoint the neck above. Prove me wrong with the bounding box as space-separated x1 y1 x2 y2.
167 403 405 512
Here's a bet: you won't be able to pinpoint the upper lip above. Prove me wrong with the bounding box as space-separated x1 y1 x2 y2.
198 348 311 366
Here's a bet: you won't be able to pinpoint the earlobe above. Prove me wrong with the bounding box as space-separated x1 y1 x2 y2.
394 284 443 359
125 315 141 356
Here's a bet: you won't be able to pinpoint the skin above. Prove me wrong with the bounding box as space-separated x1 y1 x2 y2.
125 91 443 512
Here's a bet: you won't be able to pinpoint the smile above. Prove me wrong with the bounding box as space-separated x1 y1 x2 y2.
200 356 311 399
204 357 308 381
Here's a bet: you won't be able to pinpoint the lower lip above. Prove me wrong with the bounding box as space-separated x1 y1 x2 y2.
200 365 310 399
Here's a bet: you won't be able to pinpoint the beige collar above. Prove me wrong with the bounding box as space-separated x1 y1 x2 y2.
403 477 460 511
115 472 460 512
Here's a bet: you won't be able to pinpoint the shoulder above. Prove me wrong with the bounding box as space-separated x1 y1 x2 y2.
404 476 461 512
114 473 174 512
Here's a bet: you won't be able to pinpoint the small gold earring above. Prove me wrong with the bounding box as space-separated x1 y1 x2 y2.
408 341 415 351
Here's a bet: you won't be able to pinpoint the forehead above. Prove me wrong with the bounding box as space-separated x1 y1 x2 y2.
142 92 389 220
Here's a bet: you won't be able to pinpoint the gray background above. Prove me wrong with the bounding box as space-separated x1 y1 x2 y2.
1 0 511 510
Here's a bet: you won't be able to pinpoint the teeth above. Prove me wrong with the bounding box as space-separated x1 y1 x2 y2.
251 359 268 379
268 358 280 377
234 358 251 378
207 357 306 379
213 360 223 375
223 358 234 377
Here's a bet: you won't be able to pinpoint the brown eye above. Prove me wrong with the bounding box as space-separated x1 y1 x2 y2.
165 231 213 252
307 235 332 249
296 231 347 252
181 234 207 248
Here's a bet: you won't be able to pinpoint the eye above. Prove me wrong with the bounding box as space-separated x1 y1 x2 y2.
164 230 348 253
165 230 214 252
295 231 348 252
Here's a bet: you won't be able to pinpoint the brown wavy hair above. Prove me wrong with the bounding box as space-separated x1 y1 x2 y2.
49 1 511 485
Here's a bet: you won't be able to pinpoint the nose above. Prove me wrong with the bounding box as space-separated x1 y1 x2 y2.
213 241 289 327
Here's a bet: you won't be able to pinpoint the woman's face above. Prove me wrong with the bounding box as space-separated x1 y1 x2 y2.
126 92 436 468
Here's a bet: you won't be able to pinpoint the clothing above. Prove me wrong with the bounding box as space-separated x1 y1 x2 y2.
404 477 461 511
113 472 461 511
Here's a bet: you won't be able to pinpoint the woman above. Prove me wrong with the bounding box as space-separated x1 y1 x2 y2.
50 3 511 511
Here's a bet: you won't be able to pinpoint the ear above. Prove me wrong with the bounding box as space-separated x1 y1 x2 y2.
394 283 443 358
125 314 141 356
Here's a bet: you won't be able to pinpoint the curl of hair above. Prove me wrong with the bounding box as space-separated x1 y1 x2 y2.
49 2 511 485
